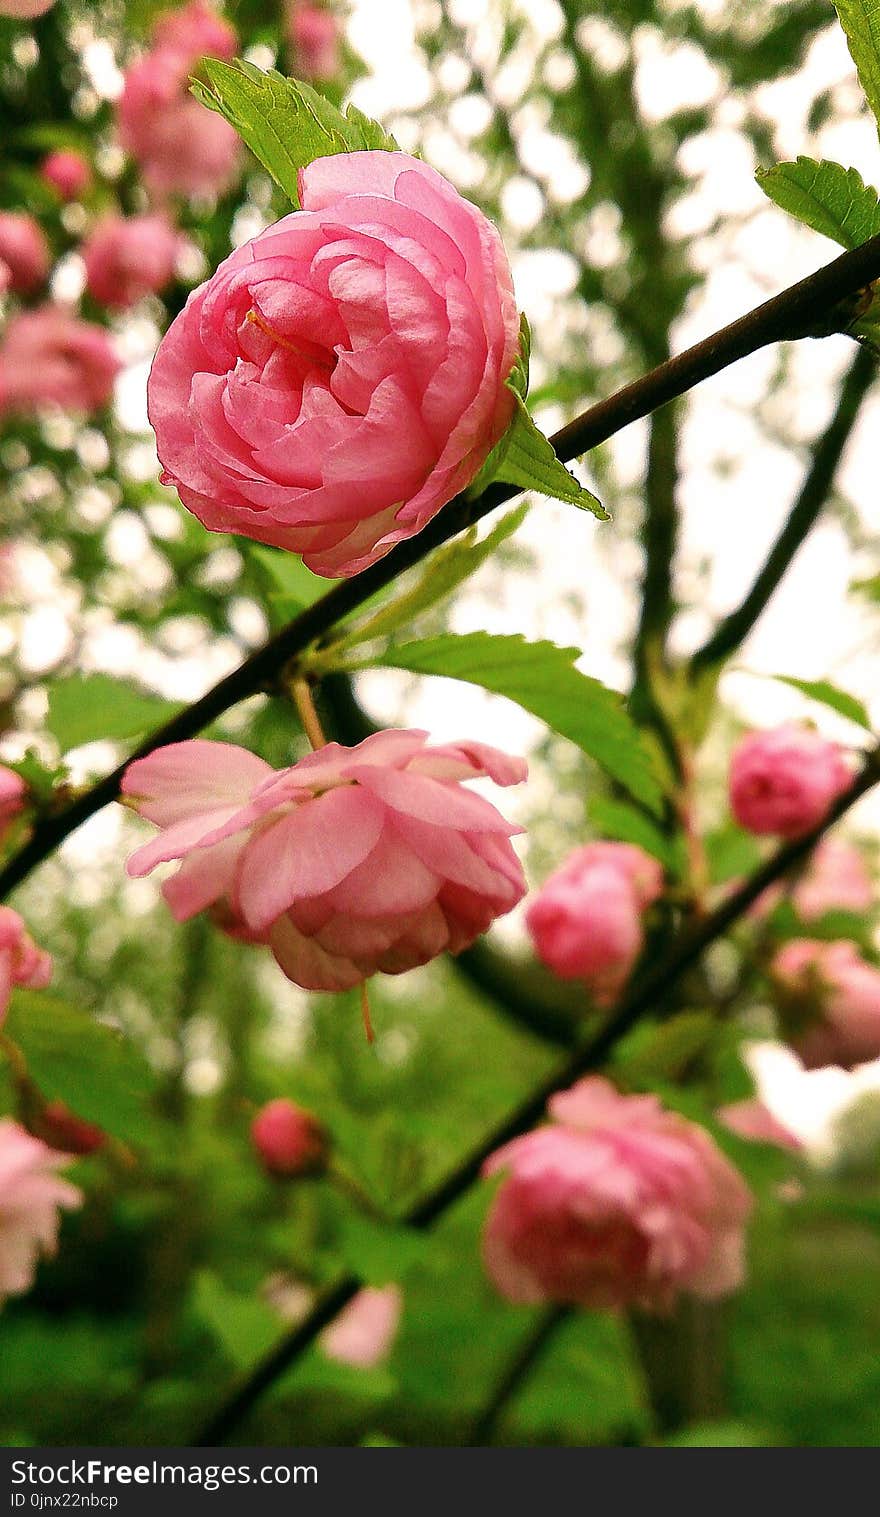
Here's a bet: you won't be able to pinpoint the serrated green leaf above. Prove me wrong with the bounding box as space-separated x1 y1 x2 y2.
762 673 872 731
3 993 163 1148
193 61 400 206
334 504 529 651
833 1 880 131
587 794 683 873
756 157 880 248
46 674 180 753
366 632 661 812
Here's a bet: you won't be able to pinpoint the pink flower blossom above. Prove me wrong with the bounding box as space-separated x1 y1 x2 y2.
0 1120 81 1307
0 1 56 17
0 306 120 417
147 151 519 577
525 842 663 1005
750 837 874 923
482 1077 752 1313
117 3 240 200
0 907 52 1025
122 731 527 992
251 1098 327 1177
0 212 49 295
0 764 25 841
288 2 340 80
717 1099 802 1151
83 214 179 311
40 150 91 201
321 1285 402 1367
772 938 880 1069
729 724 851 839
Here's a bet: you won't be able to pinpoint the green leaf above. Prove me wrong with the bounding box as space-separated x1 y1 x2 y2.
369 632 662 812
46 674 180 753
336 1212 425 1286
833 1 880 131
762 673 872 731
3 993 162 1148
246 543 337 624
334 504 529 651
587 794 683 873
193 1271 280 1369
192 60 400 206
469 318 606 519
756 157 880 248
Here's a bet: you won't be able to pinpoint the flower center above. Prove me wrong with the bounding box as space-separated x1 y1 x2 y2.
245 308 335 375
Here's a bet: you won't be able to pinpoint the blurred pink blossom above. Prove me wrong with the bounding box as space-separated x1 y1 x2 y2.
750 837 874 923
718 1099 802 1151
122 731 527 992
0 907 52 1024
0 306 120 417
288 2 340 80
0 1 56 17
83 214 179 310
0 212 49 295
0 764 25 840
482 1077 752 1313
772 938 880 1069
321 1285 402 1367
40 150 91 201
251 1098 327 1177
0 1120 81 1307
729 724 851 839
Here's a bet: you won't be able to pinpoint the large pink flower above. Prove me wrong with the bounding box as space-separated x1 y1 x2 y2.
772 938 880 1069
482 1077 752 1313
147 151 519 577
0 306 120 417
122 730 527 991
117 3 240 200
525 842 663 1005
0 212 49 295
0 907 52 1025
0 1120 81 1307
82 214 179 311
729 724 851 839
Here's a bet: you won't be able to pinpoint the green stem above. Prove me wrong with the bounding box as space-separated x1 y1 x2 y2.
469 1306 571 1446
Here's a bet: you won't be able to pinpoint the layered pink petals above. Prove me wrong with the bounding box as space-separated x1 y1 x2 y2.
83 214 179 310
147 150 519 577
772 938 880 1069
525 842 664 1005
0 907 52 1025
482 1077 752 1313
122 729 527 991
0 307 120 417
729 724 851 839
0 1119 80 1307
0 212 49 295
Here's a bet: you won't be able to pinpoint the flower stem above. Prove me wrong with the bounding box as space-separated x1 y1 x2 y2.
291 676 327 751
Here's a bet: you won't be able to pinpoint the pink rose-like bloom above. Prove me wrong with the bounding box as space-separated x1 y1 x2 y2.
40 150 91 202
0 212 49 295
148 151 519 578
718 1099 802 1152
0 1120 81 1307
482 1077 752 1313
117 3 240 200
0 1 55 17
251 1097 327 1177
83 214 179 311
525 842 663 1005
321 1285 402 1368
0 307 120 418
772 938 880 1069
0 907 52 1024
0 764 25 840
122 731 527 992
729 724 851 839
288 2 340 80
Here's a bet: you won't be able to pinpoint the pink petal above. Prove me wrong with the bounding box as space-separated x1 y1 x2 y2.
350 765 515 833
122 740 273 825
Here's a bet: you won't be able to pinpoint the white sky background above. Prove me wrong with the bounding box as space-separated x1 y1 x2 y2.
7 0 880 1150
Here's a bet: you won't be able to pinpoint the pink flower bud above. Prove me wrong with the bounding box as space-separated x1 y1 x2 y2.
0 1119 80 1306
792 838 873 920
717 1099 802 1151
0 906 52 1025
288 2 340 80
525 842 663 1005
35 1103 105 1157
0 306 120 417
122 731 527 992
772 937 880 1069
729 724 851 838
40 150 91 202
0 212 49 295
147 151 519 577
151 0 236 58
321 1285 402 1367
251 1098 327 1177
482 1077 752 1313
0 764 26 841
83 214 179 311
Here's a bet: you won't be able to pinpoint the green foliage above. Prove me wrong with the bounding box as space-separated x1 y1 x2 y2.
587 794 684 873
192 1271 280 1369
192 61 400 207
833 0 880 131
757 673 872 731
362 631 662 812
246 544 337 625
757 157 880 248
46 675 180 753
